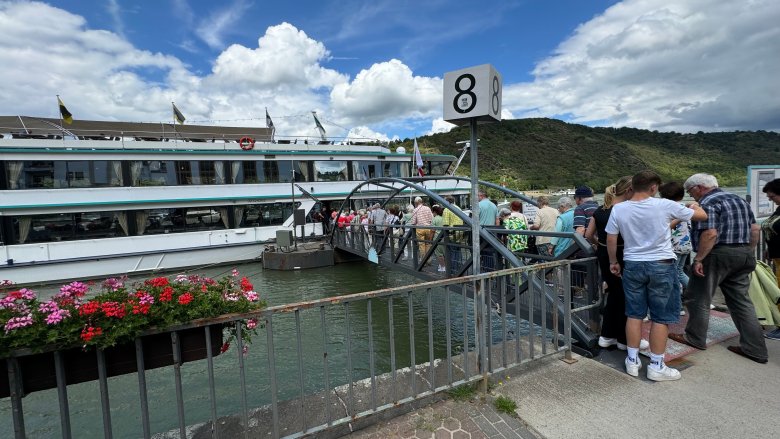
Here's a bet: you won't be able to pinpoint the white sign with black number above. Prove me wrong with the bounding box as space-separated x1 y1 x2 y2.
443 64 502 125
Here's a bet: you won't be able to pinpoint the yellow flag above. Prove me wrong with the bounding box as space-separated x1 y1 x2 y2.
58 97 73 124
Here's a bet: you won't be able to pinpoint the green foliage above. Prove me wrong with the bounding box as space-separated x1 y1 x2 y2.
0 272 265 356
494 395 518 415
414 118 778 190
447 383 478 401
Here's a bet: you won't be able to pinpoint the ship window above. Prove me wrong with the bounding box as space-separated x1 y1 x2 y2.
314 161 348 181
7 160 123 189
429 160 452 176
14 210 123 244
132 160 177 186
236 202 301 227
139 206 228 235
278 160 309 182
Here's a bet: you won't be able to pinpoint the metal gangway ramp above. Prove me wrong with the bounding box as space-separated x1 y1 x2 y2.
329 176 601 354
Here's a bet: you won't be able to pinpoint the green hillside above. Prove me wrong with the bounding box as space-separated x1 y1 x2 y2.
401 118 779 192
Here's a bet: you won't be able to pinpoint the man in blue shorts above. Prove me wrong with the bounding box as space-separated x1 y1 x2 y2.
607 171 707 381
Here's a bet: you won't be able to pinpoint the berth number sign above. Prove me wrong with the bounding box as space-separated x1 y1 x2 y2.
443 64 502 125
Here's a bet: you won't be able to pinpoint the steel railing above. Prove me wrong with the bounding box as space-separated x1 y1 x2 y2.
2 261 576 438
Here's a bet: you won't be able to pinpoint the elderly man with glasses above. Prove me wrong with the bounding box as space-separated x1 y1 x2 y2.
669 173 768 364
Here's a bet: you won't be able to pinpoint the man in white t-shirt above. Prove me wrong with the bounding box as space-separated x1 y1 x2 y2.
606 170 707 381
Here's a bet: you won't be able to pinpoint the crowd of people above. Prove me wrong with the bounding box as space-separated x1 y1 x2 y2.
321 171 780 380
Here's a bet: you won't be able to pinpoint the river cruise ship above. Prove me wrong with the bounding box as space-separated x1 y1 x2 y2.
0 116 467 285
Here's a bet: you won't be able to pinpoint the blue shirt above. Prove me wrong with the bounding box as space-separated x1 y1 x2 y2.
573 200 599 230
552 208 574 257
478 198 498 226
691 188 755 249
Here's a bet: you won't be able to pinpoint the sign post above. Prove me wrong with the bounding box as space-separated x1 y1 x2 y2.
443 64 502 392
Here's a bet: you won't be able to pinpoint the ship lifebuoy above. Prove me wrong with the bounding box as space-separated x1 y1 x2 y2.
239 136 255 150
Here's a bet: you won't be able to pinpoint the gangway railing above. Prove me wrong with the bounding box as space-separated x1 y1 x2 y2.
3 262 577 439
328 177 601 353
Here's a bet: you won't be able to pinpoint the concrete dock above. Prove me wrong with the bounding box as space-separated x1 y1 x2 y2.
347 333 780 438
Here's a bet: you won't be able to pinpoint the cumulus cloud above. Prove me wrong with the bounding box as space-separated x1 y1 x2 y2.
330 59 442 126
427 118 455 135
346 126 398 143
504 0 780 132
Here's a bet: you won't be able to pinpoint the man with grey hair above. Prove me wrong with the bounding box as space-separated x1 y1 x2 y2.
669 173 768 363
530 196 559 256
369 203 387 249
551 197 575 258
410 197 434 259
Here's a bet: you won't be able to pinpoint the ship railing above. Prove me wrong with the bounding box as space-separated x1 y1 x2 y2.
2 260 577 439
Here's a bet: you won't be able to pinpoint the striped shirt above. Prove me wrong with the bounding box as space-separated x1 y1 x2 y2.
573 200 598 230
691 188 755 249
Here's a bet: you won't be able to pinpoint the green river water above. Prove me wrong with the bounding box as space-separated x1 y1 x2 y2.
0 260 502 438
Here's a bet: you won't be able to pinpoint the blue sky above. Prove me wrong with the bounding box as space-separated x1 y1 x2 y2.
0 0 778 141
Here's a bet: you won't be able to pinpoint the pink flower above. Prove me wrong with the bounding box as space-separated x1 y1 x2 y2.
4 314 33 333
243 291 259 302
38 301 59 313
231 269 240 277
45 309 71 325
57 282 88 298
246 318 258 329
223 291 241 302
102 277 125 291
174 275 190 283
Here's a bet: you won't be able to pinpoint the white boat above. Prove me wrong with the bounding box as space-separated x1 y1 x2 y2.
552 188 575 196
0 116 468 285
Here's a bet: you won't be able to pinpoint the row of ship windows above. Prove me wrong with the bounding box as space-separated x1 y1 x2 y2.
5 204 302 245
2 160 452 189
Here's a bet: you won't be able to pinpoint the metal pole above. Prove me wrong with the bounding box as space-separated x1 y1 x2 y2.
469 118 487 393
291 162 298 250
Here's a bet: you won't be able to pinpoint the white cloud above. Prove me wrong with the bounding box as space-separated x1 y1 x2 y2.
346 126 398 143
106 0 125 38
427 118 455 135
195 0 252 50
330 59 442 126
503 0 780 132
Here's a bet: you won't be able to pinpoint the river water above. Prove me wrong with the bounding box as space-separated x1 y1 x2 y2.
1 260 507 438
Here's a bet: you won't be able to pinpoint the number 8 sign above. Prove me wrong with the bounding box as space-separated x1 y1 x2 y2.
443 64 502 125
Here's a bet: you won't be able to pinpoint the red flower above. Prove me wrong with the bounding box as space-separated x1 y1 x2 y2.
132 303 150 315
178 293 193 305
220 342 230 353
159 286 174 302
240 277 253 292
80 326 103 342
146 277 169 287
201 284 208 292
101 301 126 318
79 301 100 316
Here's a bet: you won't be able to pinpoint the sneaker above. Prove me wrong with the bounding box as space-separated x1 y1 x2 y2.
679 309 686 316
765 328 780 340
625 357 642 377
709 304 716 310
646 364 681 381
598 337 617 348
616 339 650 351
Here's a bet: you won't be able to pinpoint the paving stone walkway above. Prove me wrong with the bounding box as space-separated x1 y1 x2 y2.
344 397 541 439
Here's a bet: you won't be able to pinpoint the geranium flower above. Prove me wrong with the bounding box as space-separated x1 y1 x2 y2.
80 326 103 343
4 314 33 333
177 293 193 305
246 318 258 329
244 291 259 302
146 277 169 287
101 302 126 319
78 301 100 316
45 309 70 325
240 277 254 292
159 286 174 302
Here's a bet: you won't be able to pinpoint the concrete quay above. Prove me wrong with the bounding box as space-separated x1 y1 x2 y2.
345 332 780 439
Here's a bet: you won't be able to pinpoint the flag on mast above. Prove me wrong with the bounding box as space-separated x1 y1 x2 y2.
312 111 326 140
413 138 425 177
57 96 73 124
265 108 274 129
172 102 186 124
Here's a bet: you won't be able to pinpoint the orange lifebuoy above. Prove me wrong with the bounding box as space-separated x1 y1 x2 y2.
239 136 255 150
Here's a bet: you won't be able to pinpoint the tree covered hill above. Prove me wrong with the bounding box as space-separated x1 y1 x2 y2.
405 118 779 192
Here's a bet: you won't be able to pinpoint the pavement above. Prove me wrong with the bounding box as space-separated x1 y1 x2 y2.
345 323 780 439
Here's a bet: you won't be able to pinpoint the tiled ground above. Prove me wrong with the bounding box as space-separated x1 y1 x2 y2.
345 398 540 439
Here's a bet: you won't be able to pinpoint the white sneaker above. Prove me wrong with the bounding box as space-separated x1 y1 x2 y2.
598 337 617 348
709 304 715 310
679 309 686 316
625 357 641 377
646 364 681 381
616 339 650 351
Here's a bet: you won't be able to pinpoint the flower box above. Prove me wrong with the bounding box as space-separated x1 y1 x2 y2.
0 325 223 398
0 271 264 399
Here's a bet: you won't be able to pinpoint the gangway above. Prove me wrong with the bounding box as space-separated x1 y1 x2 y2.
329 176 601 353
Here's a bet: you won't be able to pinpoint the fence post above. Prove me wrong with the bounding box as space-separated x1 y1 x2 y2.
562 263 576 363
